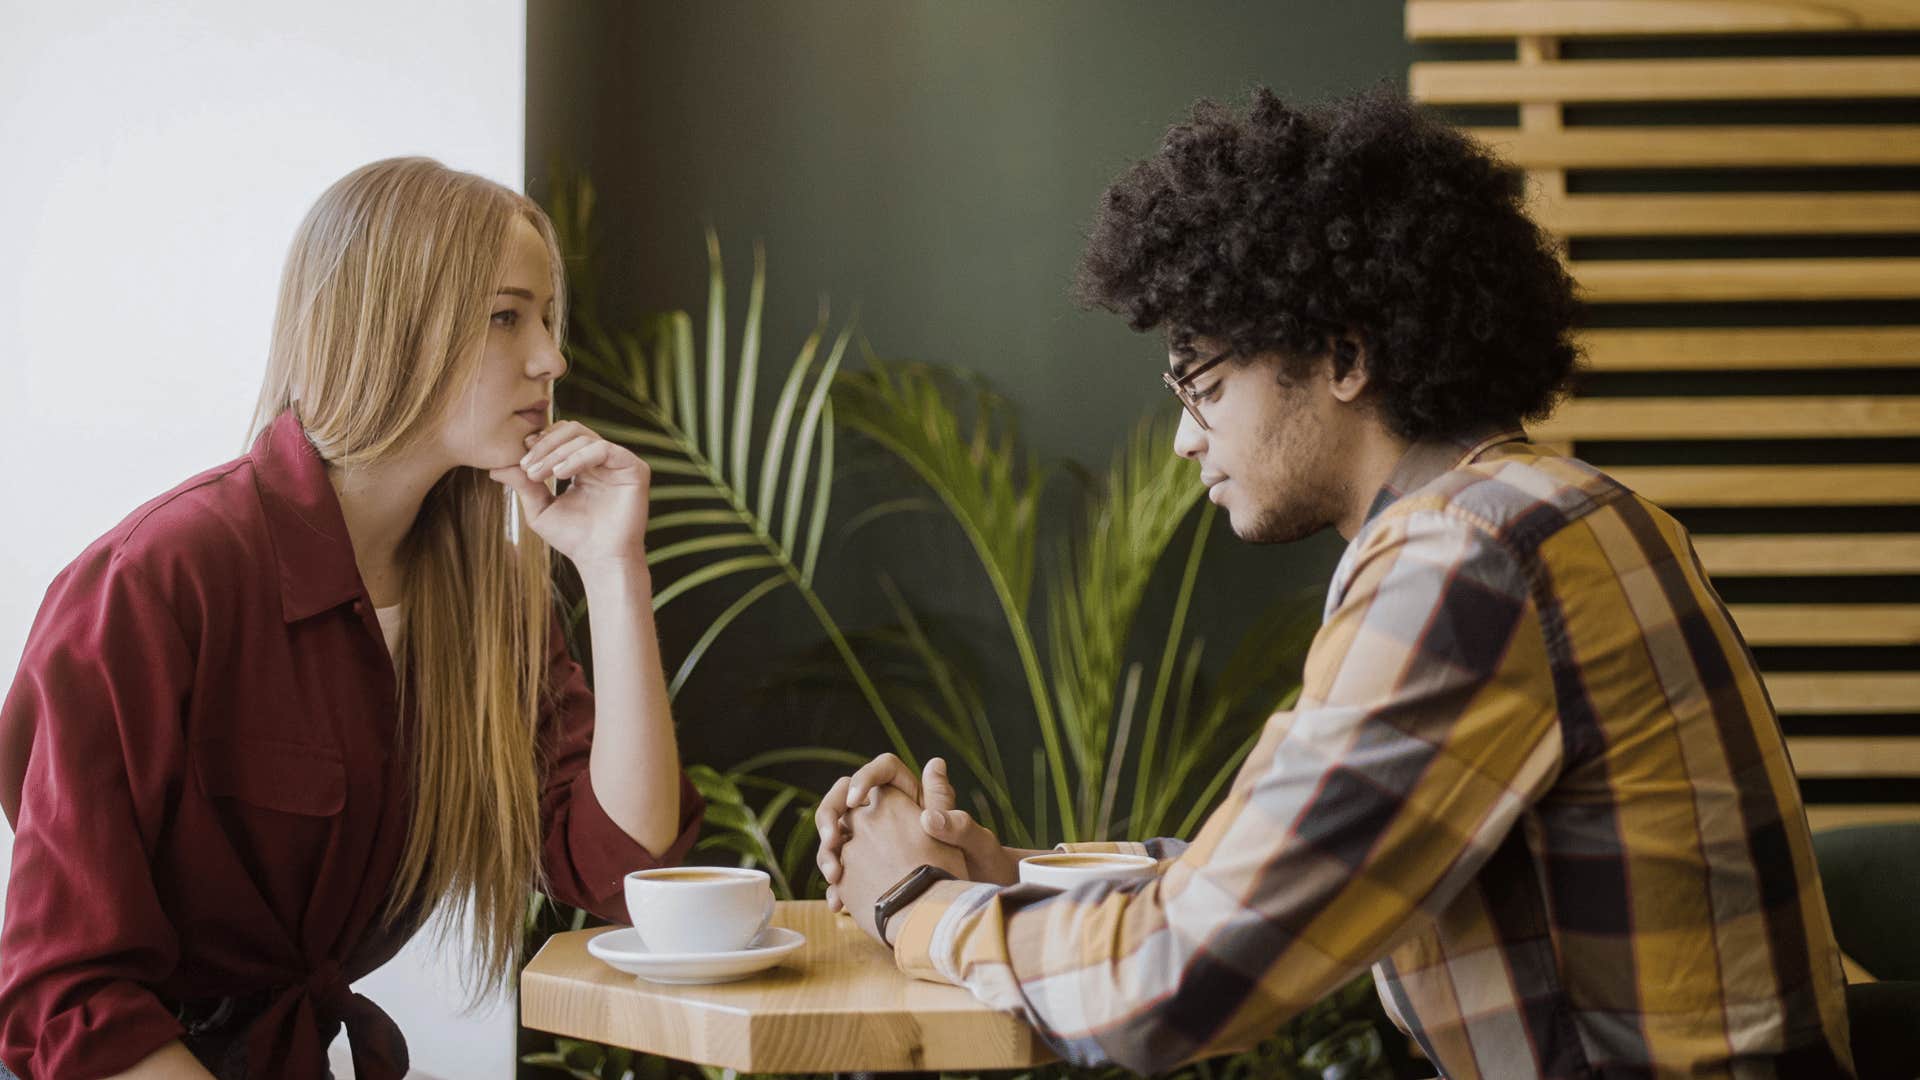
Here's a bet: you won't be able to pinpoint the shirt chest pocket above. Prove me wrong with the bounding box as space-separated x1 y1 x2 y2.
192 735 347 816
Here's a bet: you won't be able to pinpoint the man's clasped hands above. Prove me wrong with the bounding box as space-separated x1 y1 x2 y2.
813 753 1052 946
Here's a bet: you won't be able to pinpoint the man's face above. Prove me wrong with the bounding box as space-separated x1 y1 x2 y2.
1169 339 1352 545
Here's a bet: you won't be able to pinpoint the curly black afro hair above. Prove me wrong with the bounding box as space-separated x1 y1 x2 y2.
1074 83 1581 442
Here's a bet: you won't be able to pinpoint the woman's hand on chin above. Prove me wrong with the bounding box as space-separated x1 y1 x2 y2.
490 419 651 575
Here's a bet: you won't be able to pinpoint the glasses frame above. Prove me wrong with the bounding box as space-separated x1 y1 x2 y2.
1161 346 1234 430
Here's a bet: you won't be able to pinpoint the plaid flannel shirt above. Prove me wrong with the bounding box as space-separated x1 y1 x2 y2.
891 429 1853 1078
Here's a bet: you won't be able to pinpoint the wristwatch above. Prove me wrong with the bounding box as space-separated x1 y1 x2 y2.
874 863 955 945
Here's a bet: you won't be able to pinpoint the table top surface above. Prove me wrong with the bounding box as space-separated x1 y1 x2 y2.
519 899 1061 1073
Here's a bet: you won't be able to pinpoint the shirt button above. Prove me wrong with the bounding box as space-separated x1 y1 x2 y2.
352 599 367 614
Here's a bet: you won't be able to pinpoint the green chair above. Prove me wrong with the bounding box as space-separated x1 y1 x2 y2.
1812 823 1920 1080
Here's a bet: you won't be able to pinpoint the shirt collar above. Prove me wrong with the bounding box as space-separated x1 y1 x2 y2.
1359 423 1529 531
251 408 368 622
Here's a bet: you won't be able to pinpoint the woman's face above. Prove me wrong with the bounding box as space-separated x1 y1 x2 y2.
435 214 568 471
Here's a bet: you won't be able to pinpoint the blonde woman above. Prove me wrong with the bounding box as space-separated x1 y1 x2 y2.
0 157 704 1080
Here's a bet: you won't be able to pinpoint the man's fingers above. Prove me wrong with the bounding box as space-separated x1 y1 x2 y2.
815 776 854 886
846 752 917 808
924 807 997 858
920 756 957 814
816 776 853 844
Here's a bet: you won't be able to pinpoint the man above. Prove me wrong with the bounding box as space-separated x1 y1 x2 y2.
815 86 1854 1077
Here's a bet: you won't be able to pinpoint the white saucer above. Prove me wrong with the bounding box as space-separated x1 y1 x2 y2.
586 926 805 984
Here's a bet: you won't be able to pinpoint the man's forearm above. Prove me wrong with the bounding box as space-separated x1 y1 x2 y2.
102 1040 218 1080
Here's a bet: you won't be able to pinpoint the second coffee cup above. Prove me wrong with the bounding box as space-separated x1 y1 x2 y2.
1017 852 1158 890
624 866 774 954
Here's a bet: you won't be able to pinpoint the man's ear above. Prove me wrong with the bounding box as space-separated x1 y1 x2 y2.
1327 333 1370 404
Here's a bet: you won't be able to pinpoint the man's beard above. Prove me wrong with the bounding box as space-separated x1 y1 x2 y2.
1231 396 1346 545
1231 481 1342 545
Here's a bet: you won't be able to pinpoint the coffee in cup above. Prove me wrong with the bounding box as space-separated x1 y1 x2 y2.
1018 852 1158 890
625 866 774 953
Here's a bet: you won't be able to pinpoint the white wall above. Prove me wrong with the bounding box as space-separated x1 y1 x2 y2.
0 2 526 1075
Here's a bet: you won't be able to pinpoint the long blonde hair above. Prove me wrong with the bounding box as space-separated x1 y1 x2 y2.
247 156 570 1007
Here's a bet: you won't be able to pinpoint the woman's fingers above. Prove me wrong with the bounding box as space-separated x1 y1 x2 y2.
545 441 610 480
524 433 597 479
521 419 591 464
488 464 554 515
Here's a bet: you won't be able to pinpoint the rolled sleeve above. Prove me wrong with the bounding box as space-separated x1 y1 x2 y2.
892 879 998 983
0 553 190 1079
537 611 705 924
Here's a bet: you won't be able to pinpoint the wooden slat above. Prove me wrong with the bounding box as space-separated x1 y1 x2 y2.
1537 396 1920 440
1610 464 1920 505
1807 803 1920 830
1571 257 1920 302
1466 126 1920 168
1694 534 1920 576
1788 736 1920 776
1408 0 1920 39
1730 604 1920 645
1413 57 1920 104
1576 327 1920 371
1766 672 1920 713
1533 192 1920 236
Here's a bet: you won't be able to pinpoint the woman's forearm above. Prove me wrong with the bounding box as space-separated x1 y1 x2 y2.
102 1040 218 1080
579 564 684 855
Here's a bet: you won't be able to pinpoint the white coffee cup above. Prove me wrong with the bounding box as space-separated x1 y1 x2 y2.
1017 852 1158 890
624 866 775 954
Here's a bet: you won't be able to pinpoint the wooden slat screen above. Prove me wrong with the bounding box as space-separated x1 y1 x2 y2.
1409 0 1920 828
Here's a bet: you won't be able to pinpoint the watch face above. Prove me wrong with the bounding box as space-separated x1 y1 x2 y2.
876 864 952 940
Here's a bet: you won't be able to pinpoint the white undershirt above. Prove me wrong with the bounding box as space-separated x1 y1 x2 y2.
374 603 404 658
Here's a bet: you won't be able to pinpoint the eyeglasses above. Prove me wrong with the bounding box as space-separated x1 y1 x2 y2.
1160 347 1233 430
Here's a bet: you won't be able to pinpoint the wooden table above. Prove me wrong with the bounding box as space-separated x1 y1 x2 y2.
520 900 1061 1074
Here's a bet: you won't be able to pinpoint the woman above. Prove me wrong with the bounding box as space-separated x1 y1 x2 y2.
0 157 704 1080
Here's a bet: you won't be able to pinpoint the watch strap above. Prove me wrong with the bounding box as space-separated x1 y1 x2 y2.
874 863 955 943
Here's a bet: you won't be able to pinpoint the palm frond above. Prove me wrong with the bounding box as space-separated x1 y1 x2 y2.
832 355 1076 834
1043 409 1204 837
555 234 912 766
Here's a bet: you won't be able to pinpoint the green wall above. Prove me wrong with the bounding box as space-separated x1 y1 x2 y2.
525 2 1424 812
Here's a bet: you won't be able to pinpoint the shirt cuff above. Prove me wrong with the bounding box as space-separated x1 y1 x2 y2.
568 768 705 899
891 879 997 984
32 980 185 1080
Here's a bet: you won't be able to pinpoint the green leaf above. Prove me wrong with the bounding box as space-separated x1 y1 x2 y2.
635 455 708 478
755 787 799 833
727 746 869 774
834 357 1071 834
644 533 765 569
686 763 744 804
1129 498 1216 834
783 318 853 552
578 416 680 453
648 509 743 532
650 554 782 611
800 399 835 586
669 575 786 699
703 228 726 476
703 801 754 832
758 310 825 526
672 311 699 451
731 241 766 496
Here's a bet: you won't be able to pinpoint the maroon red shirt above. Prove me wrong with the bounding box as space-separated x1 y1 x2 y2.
0 409 705 1079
